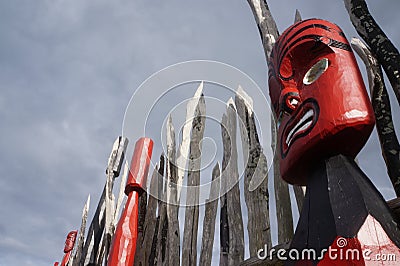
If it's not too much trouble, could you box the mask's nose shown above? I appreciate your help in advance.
[280,87,301,114]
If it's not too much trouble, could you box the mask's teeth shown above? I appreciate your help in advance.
[286,109,314,147]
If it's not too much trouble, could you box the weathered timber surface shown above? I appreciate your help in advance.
[182,94,206,266]
[344,0,400,106]
[246,0,294,245]
[247,0,279,60]
[220,182,229,266]
[132,190,147,266]
[351,38,400,196]
[113,163,129,227]
[273,154,293,244]
[134,164,161,266]
[176,82,204,203]
[294,9,302,23]
[199,163,221,266]
[272,115,293,244]
[156,185,168,266]
[71,195,90,266]
[235,89,271,257]
[221,100,244,265]
[293,186,305,213]
[155,155,168,266]
[165,116,180,266]
[81,136,128,265]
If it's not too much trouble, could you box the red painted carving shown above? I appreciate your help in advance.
[268,19,375,185]
[107,137,153,266]
[60,230,77,266]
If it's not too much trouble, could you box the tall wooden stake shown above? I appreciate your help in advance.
[80,136,128,265]
[235,87,271,257]
[221,99,244,265]
[351,37,400,196]
[166,115,180,266]
[182,92,206,266]
[199,163,221,266]
[247,0,294,244]
[71,195,90,266]
[344,0,400,106]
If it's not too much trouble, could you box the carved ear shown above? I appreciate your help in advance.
[294,9,302,23]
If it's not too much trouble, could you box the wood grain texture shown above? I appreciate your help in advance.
[235,90,271,257]
[165,115,180,266]
[134,164,161,266]
[344,0,400,106]
[199,163,220,266]
[221,101,244,265]
[246,0,279,60]
[71,195,90,266]
[351,37,400,197]
[182,94,206,266]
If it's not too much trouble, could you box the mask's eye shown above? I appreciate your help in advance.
[303,58,329,85]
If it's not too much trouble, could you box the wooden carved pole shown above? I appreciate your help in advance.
[235,87,271,257]
[247,0,294,244]
[107,138,153,266]
[71,195,90,266]
[344,0,400,106]
[150,155,165,266]
[221,99,244,265]
[165,115,180,266]
[155,163,168,266]
[220,168,229,266]
[247,0,279,60]
[134,161,162,266]
[182,92,206,266]
[80,136,128,265]
[199,162,220,266]
[176,81,204,203]
[351,37,400,196]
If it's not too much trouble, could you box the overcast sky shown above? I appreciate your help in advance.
[1,1,399,265]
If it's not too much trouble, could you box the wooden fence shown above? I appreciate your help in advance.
[127,83,302,266]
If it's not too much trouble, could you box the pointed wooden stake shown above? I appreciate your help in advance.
[176,81,204,203]
[80,136,128,265]
[221,99,245,265]
[71,195,90,266]
[247,0,280,60]
[351,37,400,197]
[235,87,271,258]
[294,9,302,23]
[199,162,220,266]
[166,115,180,266]
[182,93,206,266]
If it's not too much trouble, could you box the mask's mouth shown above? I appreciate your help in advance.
[281,99,319,158]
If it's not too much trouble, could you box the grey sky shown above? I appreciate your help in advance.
[0,1,399,265]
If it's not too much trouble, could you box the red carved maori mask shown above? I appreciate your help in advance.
[268,19,375,185]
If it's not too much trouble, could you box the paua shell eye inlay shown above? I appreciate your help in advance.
[303,58,329,85]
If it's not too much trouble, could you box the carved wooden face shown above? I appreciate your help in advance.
[268,19,375,185]
[64,230,77,253]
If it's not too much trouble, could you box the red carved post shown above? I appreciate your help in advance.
[107,137,153,266]
[268,18,400,264]
[60,230,77,266]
